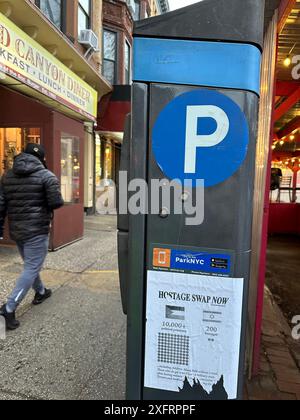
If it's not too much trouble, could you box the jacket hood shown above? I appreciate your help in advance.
[13,153,45,176]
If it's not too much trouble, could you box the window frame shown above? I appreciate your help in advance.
[102,28,118,85]
[78,0,92,35]
[124,39,131,85]
[35,0,66,32]
[133,0,141,21]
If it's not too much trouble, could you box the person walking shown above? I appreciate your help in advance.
[0,143,64,330]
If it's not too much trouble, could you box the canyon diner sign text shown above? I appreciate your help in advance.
[0,12,98,121]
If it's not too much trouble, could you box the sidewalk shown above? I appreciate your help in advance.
[0,215,119,312]
[0,215,299,400]
[0,215,126,400]
[245,288,300,400]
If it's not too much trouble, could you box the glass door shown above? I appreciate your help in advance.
[61,133,80,205]
[0,127,41,177]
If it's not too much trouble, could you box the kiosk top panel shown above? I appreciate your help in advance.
[134,0,266,51]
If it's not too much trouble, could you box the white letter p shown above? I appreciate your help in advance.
[184,105,230,174]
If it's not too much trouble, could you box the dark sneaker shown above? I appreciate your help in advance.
[0,305,20,330]
[32,289,52,306]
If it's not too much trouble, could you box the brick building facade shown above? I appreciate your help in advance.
[96,1,169,210]
[0,0,111,247]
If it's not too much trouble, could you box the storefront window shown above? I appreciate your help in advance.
[104,142,113,181]
[0,128,41,176]
[95,137,118,215]
[95,134,102,188]
[61,134,80,204]
[36,0,63,30]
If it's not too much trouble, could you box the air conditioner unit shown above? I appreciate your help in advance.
[79,30,99,50]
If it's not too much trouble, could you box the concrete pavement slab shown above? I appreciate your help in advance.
[0,268,78,315]
[44,230,118,273]
[0,245,21,264]
[77,324,126,400]
[0,216,118,274]
[0,273,126,400]
[0,390,32,400]
[84,215,117,232]
[0,271,34,314]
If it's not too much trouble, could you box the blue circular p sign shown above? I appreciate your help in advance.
[152,89,249,187]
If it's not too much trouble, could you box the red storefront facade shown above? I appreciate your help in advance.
[0,86,85,250]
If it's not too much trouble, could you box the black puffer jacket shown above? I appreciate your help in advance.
[0,153,64,242]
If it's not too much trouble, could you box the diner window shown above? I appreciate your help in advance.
[124,40,131,84]
[35,0,64,31]
[0,128,41,176]
[78,0,91,35]
[103,30,117,85]
[61,134,80,204]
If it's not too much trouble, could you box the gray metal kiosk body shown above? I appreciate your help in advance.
[118,0,265,401]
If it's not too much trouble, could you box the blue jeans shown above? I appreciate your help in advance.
[6,234,49,313]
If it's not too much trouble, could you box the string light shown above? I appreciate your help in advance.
[284,56,291,67]
[272,157,300,169]
[283,43,297,68]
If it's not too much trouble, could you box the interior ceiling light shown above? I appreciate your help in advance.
[284,56,292,67]
[284,43,297,67]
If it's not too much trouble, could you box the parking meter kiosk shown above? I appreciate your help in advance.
[118,0,265,400]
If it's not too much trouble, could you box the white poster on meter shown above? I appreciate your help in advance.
[144,270,244,400]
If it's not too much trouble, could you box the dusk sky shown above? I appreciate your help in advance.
[169,0,201,11]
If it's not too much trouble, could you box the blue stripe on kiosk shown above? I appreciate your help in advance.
[134,38,262,96]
